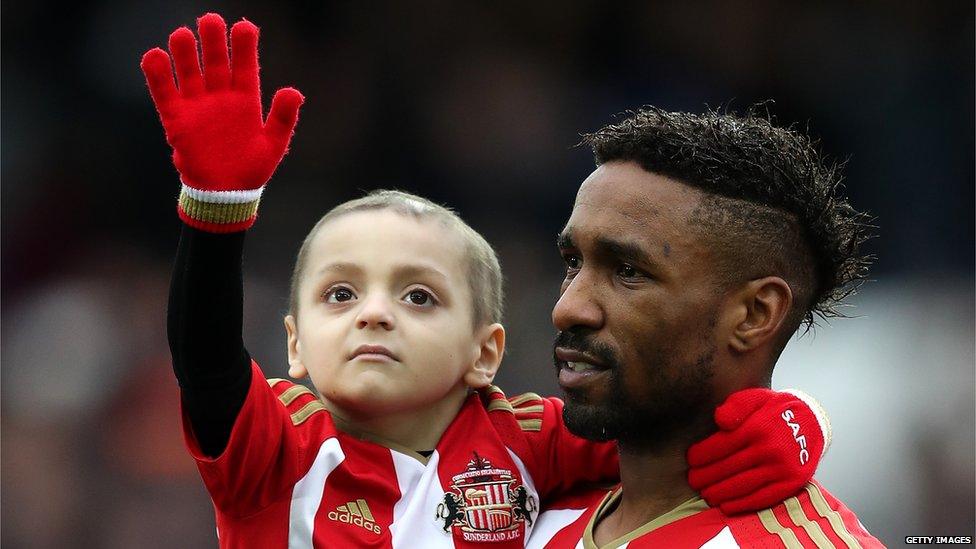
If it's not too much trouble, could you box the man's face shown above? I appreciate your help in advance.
[286,210,483,419]
[552,161,723,448]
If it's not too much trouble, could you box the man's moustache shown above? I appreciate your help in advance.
[553,330,617,368]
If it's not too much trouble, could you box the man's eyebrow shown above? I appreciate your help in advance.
[594,236,656,266]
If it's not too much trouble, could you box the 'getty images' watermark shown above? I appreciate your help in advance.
[905,536,973,545]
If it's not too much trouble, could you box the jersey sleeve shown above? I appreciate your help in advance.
[168,225,253,458]
[483,387,619,502]
[181,359,336,518]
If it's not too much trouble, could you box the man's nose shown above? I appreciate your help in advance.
[355,295,395,330]
[552,273,604,332]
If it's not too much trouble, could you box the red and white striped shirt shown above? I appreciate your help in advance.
[529,480,884,548]
[182,360,618,548]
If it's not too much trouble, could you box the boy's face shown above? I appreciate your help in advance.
[285,210,503,420]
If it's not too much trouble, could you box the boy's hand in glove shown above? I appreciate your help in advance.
[687,388,831,515]
[141,12,303,232]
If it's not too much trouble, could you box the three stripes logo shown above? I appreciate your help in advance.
[328,499,382,535]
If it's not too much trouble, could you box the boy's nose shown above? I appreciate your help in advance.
[355,296,395,330]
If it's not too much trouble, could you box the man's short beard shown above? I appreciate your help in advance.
[556,331,716,451]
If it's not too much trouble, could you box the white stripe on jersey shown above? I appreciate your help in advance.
[289,437,344,549]
[525,508,588,549]
[389,450,454,548]
[505,448,540,540]
[700,526,740,548]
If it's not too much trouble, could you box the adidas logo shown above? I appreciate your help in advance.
[327,499,382,535]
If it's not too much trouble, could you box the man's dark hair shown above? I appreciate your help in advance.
[581,104,872,347]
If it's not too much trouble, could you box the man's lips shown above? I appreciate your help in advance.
[349,344,399,362]
[554,347,608,370]
[554,346,610,387]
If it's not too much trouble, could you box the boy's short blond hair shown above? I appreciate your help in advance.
[289,190,504,327]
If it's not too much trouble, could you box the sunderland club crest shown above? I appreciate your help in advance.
[436,452,536,542]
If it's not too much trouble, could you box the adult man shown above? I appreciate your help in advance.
[536,107,883,548]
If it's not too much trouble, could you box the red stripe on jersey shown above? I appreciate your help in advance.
[808,481,885,548]
[435,398,527,548]
[728,512,779,547]
[313,435,399,547]
[794,487,847,547]
[770,502,817,546]
[540,501,599,549]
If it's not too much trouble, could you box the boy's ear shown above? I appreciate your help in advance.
[284,315,308,379]
[464,323,505,389]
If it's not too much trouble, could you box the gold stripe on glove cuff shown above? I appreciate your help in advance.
[179,190,260,224]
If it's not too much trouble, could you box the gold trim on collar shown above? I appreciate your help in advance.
[582,488,710,549]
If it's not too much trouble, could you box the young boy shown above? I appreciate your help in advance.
[144,13,831,548]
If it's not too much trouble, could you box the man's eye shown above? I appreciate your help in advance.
[617,264,640,279]
[563,255,581,270]
[404,289,435,307]
[325,287,356,303]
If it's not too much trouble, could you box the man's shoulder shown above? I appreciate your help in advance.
[718,481,884,548]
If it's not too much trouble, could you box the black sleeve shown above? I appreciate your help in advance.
[167,225,253,458]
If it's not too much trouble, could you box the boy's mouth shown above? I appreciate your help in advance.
[349,344,400,362]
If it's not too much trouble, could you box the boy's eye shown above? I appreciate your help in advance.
[404,289,435,307]
[325,287,356,303]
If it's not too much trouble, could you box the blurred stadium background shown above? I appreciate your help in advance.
[2,1,973,547]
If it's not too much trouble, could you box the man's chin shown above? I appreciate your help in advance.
[562,398,622,442]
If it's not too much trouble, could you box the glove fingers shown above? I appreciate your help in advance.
[140,48,179,116]
[714,388,776,431]
[688,446,764,491]
[168,27,204,97]
[686,429,750,468]
[718,479,807,515]
[230,19,260,93]
[198,13,231,90]
[265,87,305,144]
[699,468,772,508]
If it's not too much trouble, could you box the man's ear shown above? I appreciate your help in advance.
[464,323,505,389]
[284,315,308,379]
[727,277,793,353]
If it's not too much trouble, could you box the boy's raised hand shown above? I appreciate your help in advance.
[141,13,304,232]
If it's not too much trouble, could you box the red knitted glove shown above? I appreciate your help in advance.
[140,13,304,232]
[686,388,831,515]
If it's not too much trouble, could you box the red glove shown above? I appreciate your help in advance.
[686,388,831,515]
[140,13,304,232]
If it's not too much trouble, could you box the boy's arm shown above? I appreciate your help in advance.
[143,13,303,458]
[167,226,250,458]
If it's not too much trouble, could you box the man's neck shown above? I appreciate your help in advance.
[592,413,715,546]
[592,441,697,545]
